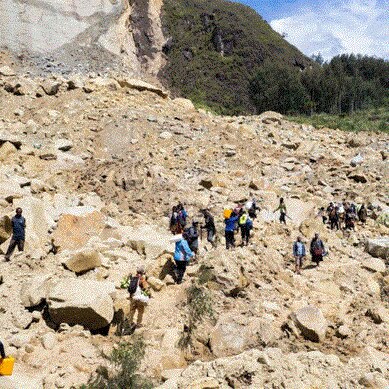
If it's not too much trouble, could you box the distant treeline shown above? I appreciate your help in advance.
[249,54,389,115]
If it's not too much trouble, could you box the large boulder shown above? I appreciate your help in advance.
[63,249,102,273]
[116,78,168,98]
[209,316,252,357]
[293,305,328,342]
[47,279,115,330]
[20,274,54,308]
[362,257,386,273]
[0,215,12,244]
[159,328,187,370]
[52,210,105,251]
[365,238,389,262]
[120,225,171,260]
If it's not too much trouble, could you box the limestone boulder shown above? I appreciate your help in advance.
[48,279,115,330]
[365,238,389,261]
[0,179,26,202]
[40,80,61,95]
[20,274,54,308]
[299,218,331,242]
[52,211,105,251]
[0,66,15,76]
[362,257,386,273]
[55,139,73,152]
[120,225,171,260]
[293,305,328,342]
[209,317,251,357]
[0,141,17,162]
[148,276,164,291]
[116,78,168,98]
[366,307,389,324]
[0,215,12,244]
[63,249,102,273]
[159,328,187,370]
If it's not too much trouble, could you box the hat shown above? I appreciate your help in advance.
[136,266,145,274]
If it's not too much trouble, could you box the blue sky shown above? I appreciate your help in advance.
[235,0,389,60]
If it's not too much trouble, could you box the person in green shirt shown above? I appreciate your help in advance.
[274,197,287,225]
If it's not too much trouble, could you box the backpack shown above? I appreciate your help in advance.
[178,211,187,227]
[184,227,198,243]
[127,276,139,295]
[246,218,253,230]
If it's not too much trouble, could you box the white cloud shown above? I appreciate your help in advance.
[270,0,389,60]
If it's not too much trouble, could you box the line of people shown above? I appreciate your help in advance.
[318,201,368,231]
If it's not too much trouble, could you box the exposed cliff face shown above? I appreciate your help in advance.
[0,0,165,77]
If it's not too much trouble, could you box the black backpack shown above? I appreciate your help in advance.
[127,276,139,295]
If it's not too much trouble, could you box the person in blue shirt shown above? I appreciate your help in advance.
[225,213,239,249]
[293,236,306,274]
[4,208,26,262]
[174,233,194,284]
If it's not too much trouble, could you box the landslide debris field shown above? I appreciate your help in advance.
[0,66,388,388]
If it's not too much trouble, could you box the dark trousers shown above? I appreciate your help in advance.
[280,212,286,224]
[5,239,24,260]
[225,230,235,249]
[175,260,187,284]
[240,226,250,244]
[0,341,5,358]
[330,218,339,230]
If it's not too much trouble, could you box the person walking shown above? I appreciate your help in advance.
[128,266,150,329]
[310,233,326,267]
[358,204,367,224]
[4,208,26,261]
[174,233,194,284]
[185,221,200,256]
[317,207,327,224]
[329,206,340,230]
[293,236,306,274]
[238,211,248,246]
[200,209,216,247]
[224,212,239,249]
[274,198,287,225]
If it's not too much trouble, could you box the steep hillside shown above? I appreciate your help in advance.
[0,0,165,78]
[160,0,312,114]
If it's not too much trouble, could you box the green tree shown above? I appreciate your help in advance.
[249,61,309,114]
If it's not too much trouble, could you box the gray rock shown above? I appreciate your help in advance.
[365,238,389,261]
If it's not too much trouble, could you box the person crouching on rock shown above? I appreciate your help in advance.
[4,207,26,262]
[293,236,306,274]
[310,233,326,267]
[174,233,194,284]
[128,266,149,329]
